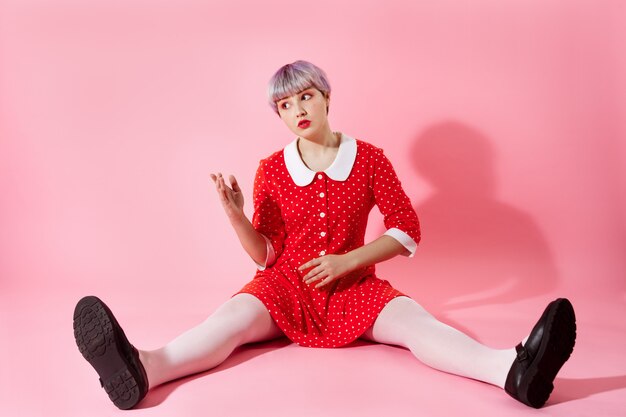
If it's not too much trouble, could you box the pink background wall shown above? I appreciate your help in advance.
[1,1,625,416]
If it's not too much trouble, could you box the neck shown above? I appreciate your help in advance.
[298,127,340,152]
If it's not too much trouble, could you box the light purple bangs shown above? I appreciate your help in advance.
[267,60,331,115]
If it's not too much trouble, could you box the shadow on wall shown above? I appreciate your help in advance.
[377,120,558,313]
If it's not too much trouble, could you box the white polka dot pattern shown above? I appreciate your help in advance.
[232,138,421,348]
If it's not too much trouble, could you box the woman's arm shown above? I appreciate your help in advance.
[344,234,408,270]
[228,215,268,267]
[299,235,406,288]
[210,172,267,266]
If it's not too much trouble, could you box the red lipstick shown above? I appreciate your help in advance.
[298,119,311,128]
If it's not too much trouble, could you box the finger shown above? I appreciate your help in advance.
[217,176,229,194]
[215,173,224,188]
[229,175,242,193]
[303,266,323,281]
[299,258,320,271]
[218,185,229,203]
[211,175,224,195]
[220,177,237,204]
[212,175,230,204]
[305,273,325,285]
[305,269,327,284]
[315,276,332,288]
[219,175,233,191]
[216,176,230,198]
[215,177,226,195]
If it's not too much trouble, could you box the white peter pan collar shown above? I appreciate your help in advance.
[284,132,357,186]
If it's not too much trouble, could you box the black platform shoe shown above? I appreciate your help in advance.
[73,296,149,410]
[504,298,576,408]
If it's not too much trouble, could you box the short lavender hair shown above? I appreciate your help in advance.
[267,60,331,115]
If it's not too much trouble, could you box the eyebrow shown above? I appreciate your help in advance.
[277,88,314,103]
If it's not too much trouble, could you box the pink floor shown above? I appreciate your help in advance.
[2,1,625,416]
[2,274,625,417]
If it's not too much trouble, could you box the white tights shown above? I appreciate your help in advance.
[139,294,516,389]
[138,293,284,388]
[360,296,516,388]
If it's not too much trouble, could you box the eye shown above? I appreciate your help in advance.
[280,102,290,109]
[302,93,312,100]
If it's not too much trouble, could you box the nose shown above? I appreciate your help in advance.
[294,101,307,117]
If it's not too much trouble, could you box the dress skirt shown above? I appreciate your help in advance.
[232,257,410,348]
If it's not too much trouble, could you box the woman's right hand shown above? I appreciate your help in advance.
[210,172,245,223]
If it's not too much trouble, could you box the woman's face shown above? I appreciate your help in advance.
[276,87,330,138]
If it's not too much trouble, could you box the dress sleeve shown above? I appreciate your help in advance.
[251,161,286,270]
[370,147,421,257]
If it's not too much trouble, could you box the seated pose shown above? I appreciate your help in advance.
[73,60,576,410]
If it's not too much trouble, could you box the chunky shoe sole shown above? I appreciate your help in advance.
[73,296,148,410]
[515,298,577,408]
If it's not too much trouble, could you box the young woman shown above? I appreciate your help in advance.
[73,60,576,410]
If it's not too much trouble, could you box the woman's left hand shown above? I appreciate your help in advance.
[299,254,357,289]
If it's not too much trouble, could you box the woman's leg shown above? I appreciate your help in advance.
[360,296,516,388]
[138,293,284,388]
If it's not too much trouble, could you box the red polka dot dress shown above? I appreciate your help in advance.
[232,132,421,348]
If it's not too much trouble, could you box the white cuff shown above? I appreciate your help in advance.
[254,234,276,270]
[384,228,417,257]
